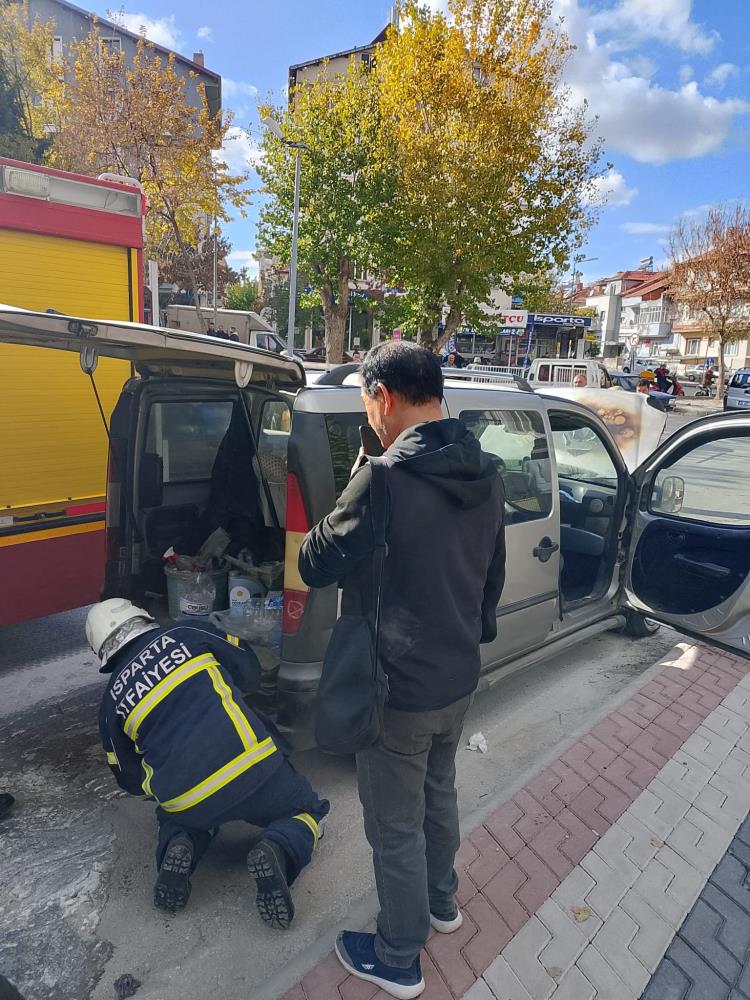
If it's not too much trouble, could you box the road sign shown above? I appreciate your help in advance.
[628,334,639,348]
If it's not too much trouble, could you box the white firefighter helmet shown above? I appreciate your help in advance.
[86,598,156,669]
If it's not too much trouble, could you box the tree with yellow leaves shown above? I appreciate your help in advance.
[49,25,249,328]
[374,0,603,349]
[669,204,750,400]
[257,61,396,357]
[0,1,59,162]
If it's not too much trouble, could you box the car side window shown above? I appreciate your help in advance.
[651,435,750,526]
[460,409,552,522]
[257,399,292,523]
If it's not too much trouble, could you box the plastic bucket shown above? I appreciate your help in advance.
[164,565,228,620]
[228,572,264,617]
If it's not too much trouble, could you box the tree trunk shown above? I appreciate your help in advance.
[430,304,461,354]
[320,260,351,363]
[717,333,727,408]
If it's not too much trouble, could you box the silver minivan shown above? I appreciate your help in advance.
[725,369,750,411]
[2,306,749,748]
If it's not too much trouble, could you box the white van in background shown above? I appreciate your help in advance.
[527,358,613,388]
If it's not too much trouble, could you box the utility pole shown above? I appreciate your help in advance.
[287,147,302,354]
[261,117,309,355]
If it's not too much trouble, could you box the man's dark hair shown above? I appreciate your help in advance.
[361,341,443,404]
[637,378,652,388]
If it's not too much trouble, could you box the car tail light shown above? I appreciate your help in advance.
[283,472,310,636]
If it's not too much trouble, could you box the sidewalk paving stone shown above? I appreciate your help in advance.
[643,809,750,1000]
[284,644,750,1000]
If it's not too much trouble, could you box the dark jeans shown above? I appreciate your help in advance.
[356,695,471,968]
[155,759,329,884]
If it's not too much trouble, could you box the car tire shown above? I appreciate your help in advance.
[622,611,660,638]
[688,374,696,381]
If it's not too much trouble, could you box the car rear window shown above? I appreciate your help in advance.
[144,400,236,483]
[324,413,377,498]
[730,372,750,388]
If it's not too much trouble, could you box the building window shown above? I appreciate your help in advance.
[100,37,123,56]
[724,341,739,356]
[685,339,701,355]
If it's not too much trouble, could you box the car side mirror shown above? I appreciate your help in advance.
[139,452,164,508]
[654,475,685,514]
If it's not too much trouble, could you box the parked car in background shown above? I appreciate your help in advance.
[725,369,750,411]
[299,345,355,364]
[685,363,711,381]
[527,359,613,388]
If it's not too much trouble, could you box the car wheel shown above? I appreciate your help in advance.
[622,611,660,638]
[688,374,696,381]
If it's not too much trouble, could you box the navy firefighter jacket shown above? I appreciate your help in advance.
[98,621,283,825]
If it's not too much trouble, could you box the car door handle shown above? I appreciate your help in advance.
[533,537,560,562]
[673,553,731,580]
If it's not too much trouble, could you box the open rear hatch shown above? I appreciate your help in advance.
[0,305,306,710]
[0,304,306,389]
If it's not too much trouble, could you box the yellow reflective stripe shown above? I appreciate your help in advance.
[206,663,257,750]
[226,633,239,646]
[293,812,319,849]
[123,653,216,740]
[106,750,119,767]
[142,760,154,797]
[159,739,277,813]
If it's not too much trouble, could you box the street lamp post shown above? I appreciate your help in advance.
[262,117,309,355]
[570,254,598,294]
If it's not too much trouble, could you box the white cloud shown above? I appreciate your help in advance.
[679,64,694,84]
[116,12,181,50]
[705,63,740,89]
[227,250,259,278]
[223,78,259,100]
[620,222,672,234]
[585,168,637,207]
[196,25,212,41]
[590,0,717,55]
[215,126,263,172]
[555,0,749,164]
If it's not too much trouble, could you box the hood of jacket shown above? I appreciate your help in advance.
[385,418,497,509]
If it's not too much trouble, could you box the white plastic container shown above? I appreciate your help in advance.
[165,565,228,620]
[228,572,264,617]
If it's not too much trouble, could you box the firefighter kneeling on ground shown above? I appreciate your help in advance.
[87,598,330,927]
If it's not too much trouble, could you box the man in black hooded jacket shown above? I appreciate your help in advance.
[299,341,505,999]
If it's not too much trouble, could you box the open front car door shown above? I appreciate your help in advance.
[624,411,750,657]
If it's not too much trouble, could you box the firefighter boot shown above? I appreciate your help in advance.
[246,838,294,930]
[154,834,194,913]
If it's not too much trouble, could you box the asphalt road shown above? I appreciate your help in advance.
[0,607,683,1000]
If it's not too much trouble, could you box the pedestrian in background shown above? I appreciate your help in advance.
[299,342,506,999]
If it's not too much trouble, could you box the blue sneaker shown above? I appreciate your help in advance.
[335,931,425,999]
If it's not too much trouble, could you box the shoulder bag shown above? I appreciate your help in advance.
[314,457,389,755]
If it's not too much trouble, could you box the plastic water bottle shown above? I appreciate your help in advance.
[179,572,216,619]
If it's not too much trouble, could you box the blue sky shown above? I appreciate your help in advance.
[105,0,749,288]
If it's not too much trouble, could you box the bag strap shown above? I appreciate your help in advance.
[368,457,388,674]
